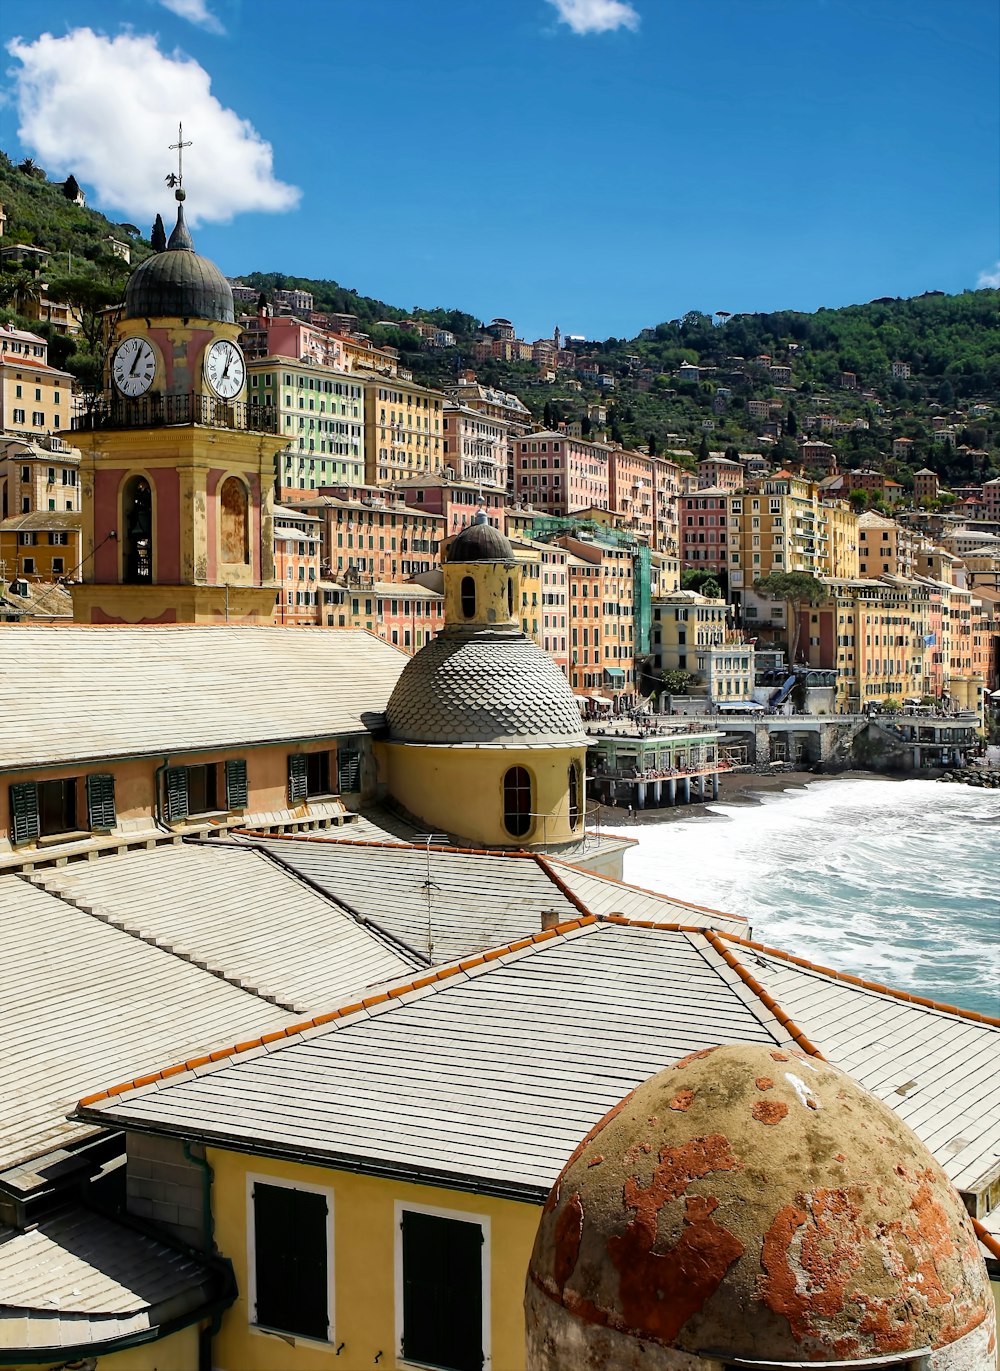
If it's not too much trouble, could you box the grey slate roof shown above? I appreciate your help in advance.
[125,204,234,323]
[247,836,584,962]
[545,859,748,936]
[0,1206,224,1354]
[386,631,586,746]
[727,942,1000,1196]
[0,625,407,770]
[0,874,293,1170]
[78,922,790,1198]
[31,841,417,1014]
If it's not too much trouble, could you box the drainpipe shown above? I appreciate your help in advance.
[152,756,174,833]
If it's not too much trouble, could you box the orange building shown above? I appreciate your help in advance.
[273,504,321,625]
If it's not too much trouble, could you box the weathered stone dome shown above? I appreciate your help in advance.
[124,203,234,323]
[526,1042,994,1369]
[447,514,514,563]
[386,633,586,746]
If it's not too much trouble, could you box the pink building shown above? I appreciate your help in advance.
[513,431,610,515]
[697,455,744,492]
[400,476,506,540]
[240,314,345,369]
[680,487,730,572]
[981,476,1000,519]
[442,403,508,490]
[652,457,682,554]
[608,448,655,544]
[273,505,321,626]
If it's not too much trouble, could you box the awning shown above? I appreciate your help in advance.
[589,693,613,704]
[715,701,765,712]
[603,667,626,681]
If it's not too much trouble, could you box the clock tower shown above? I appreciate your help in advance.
[70,163,278,625]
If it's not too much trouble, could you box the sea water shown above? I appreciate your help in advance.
[605,777,1000,1019]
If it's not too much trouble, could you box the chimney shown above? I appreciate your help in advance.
[541,909,561,932]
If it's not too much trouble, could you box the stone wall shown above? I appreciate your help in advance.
[126,1131,209,1251]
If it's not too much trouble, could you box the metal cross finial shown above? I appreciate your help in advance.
[167,122,192,190]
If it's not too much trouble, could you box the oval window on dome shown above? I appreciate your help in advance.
[461,575,476,618]
[503,766,532,838]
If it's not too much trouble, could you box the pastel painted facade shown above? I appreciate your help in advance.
[249,355,365,490]
[679,487,729,571]
[442,401,509,489]
[0,324,73,439]
[513,432,612,515]
[273,504,321,625]
[364,375,446,485]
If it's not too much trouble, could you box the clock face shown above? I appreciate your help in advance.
[205,339,246,399]
[112,337,157,397]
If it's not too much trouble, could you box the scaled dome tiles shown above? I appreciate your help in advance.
[526,1042,994,1369]
[387,634,587,746]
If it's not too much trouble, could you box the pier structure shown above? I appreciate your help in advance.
[586,725,727,810]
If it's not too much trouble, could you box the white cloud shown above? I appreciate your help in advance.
[545,0,640,35]
[157,0,225,35]
[977,261,1000,289]
[6,28,300,226]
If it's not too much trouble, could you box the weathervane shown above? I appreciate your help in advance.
[166,122,192,197]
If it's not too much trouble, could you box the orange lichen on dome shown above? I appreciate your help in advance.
[525,1043,994,1370]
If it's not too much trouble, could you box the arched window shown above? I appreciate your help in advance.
[122,475,152,584]
[568,762,581,830]
[220,476,249,564]
[503,766,532,838]
[507,576,514,617]
[461,574,476,619]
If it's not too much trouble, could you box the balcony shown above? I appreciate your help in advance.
[73,392,279,434]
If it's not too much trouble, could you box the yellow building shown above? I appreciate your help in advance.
[67,190,282,624]
[379,515,588,849]
[0,324,73,438]
[76,916,1000,1371]
[364,374,446,486]
[651,590,755,703]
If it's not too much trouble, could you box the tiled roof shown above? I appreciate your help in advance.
[545,859,747,936]
[0,625,408,770]
[77,921,790,1198]
[0,875,294,1170]
[0,1205,225,1353]
[30,840,417,1014]
[387,631,586,746]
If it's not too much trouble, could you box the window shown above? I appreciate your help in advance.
[568,762,581,831]
[398,1205,487,1371]
[460,575,476,618]
[288,751,331,801]
[503,766,532,838]
[250,1179,332,1342]
[163,764,219,820]
[122,475,153,583]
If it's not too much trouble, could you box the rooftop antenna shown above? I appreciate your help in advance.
[416,832,448,960]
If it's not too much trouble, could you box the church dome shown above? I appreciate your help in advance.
[526,1042,993,1369]
[124,202,234,323]
[447,515,514,563]
[386,634,586,746]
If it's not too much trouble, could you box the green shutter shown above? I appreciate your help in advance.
[10,782,40,845]
[337,749,361,794]
[288,753,308,802]
[401,1210,483,1370]
[252,1183,329,1340]
[225,759,248,810]
[86,773,117,831]
[164,767,189,822]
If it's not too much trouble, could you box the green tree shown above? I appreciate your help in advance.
[660,669,693,695]
[785,407,798,437]
[698,432,710,460]
[62,174,81,202]
[580,414,592,437]
[848,488,869,512]
[46,272,123,352]
[648,432,657,456]
[150,214,167,252]
[754,571,827,663]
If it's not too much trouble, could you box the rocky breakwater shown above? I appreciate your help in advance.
[938,767,1000,789]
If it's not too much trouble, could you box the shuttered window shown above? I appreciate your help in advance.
[164,767,189,822]
[337,749,361,794]
[288,752,308,802]
[86,773,117,831]
[225,759,248,810]
[9,782,40,845]
[401,1210,484,1371]
[252,1183,330,1341]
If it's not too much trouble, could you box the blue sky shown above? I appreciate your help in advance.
[2,0,998,340]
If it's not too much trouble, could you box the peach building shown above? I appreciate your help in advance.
[513,431,611,515]
[296,491,443,584]
[696,454,744,491]
[0,325,73,439]
[273,504,321,625]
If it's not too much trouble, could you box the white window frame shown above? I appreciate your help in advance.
[394,1198,491,1370]
[245,1170,336,1349]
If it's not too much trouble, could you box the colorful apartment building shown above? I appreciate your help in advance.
[802,577,931,711]
[400,475,505,539]
[652,454,682,554]
[0,509,81,584]
[325,580,444,652]
[248,357,365,491]
[559,534,635,697]
[513,431,611,515]
[680,486,730,571]
[0,325,73,438]
[510,536,570,676]
[296,491,444,584]
[442,402,509,489]
[697,454,744,491]
[857,510,918,579]
[651,590,755,703]
[273,504,321,625]
[608,446,655,544]
[364,375,446,485]
[0,432,80,519]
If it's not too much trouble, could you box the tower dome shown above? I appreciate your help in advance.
[446,516,514,564]
[526,1042,994,1369]
[124,200,234,323]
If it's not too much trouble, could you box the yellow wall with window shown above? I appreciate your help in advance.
[205,1147,539,1371]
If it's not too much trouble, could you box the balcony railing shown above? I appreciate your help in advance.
[72,392,279,434]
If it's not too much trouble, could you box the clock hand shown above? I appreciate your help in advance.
[129,346,142,377]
